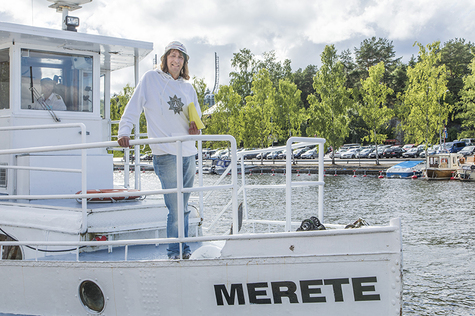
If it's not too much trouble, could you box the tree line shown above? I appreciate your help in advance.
[110,37,475,162]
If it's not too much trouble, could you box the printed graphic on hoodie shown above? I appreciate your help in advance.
[168,95,184,114]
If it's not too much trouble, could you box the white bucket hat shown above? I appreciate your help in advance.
[163,41,189,60]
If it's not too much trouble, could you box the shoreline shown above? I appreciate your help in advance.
[114,159,400,176]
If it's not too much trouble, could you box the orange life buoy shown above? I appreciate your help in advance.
[75,189,143,202]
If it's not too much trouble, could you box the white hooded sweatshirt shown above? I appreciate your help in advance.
[118,69,201,157]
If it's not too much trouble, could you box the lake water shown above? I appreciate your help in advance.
[116,170,474,316]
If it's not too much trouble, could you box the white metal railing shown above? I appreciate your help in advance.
[203,138,325,233]
[0,224,398,262]
[0,128,238,246]
[0,128,327,261]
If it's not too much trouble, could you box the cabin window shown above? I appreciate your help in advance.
[0,49,9,110]
[20,50,93,112]
[0,163,6,188]
[100,73,105,119]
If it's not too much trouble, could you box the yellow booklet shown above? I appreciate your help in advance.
[188,102,205,129]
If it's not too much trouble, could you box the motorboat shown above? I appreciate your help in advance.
[424,152,462,180]
[455,155,475,181]
[0,3,403,315]
[211,158,254,175]
[386,160,425,178]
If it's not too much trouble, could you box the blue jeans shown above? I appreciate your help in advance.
[153,154,195,257]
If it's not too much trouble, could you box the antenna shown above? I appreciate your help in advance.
[212,52,219,94]
[47,0,92,31]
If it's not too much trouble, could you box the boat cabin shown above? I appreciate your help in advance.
[0,21,153,196]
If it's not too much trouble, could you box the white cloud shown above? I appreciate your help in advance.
[2,0,475,94]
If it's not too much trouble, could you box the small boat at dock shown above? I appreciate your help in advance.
[455,155,475,181]
[424,153,462,180]
[386,160,425,178]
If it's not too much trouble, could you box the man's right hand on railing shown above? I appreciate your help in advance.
[118,136,131,148]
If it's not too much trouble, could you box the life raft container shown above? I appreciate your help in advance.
[75,189,144,202]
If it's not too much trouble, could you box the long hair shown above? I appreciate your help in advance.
[160,50,190,80]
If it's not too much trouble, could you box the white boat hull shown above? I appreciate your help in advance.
[0,221,402,316]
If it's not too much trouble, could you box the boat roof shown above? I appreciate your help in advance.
[0,21,153,71]
[389,160,424,169]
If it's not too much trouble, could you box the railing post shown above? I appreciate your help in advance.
[124,148,130,189]
[197,140,204,223]
[176,141,184,256]
[285,139,293,232]
[230,138,238,235]
[318,141,325,223]
[80,123,88,234]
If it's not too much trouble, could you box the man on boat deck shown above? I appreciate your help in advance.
[117,41,202,259]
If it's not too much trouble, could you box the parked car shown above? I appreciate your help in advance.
[460,138,475,145]
[369,147,386,159]
[357,148,373,159]
[334,148,348,158]
[402,144,415,151]
[420,145,440,158]
[447,141,466,153]
[241,149,258,160]
[301,148,318,159]
[293,147,309,159]
[340,148,360,159]
[266,150,283,160]
[382,146,405,158]
[140,153,153,161]
[277,150,288,159]
[211,149,227,160]
[256,151,271,160]
[459,145,475,157]
[402,147,423,158]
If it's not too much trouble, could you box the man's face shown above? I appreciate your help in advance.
[41,82,54,96]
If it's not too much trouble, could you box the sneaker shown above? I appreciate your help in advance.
[169,253,191,260]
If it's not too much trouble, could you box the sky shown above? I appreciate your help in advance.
[2,0,475,95]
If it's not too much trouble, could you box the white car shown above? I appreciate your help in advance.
[340,148,360,159]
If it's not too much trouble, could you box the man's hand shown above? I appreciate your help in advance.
[189,121,200,135]
[118,136,131,147]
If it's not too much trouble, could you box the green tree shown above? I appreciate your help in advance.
[242,69,276,152]
[203,85,242,147]
[110,84,135,139]
[354,37,401,82]
[339,49,359,89]
[456,53,475,138]
[359,62,394,165]
[439,39,475,124]
[230,48,257,105]
[256,50,292,88]
[293,64,318,109]
[400,41,450,157]
[110,84,149,156]
[274,79,306,142]
[191,76,208,112]
[307,45,353,164]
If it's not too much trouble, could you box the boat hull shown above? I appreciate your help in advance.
[0,221,402,316]
[425,168,456,179]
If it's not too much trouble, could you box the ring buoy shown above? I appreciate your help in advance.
[75,189,143,203]
[459,157,465,164]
